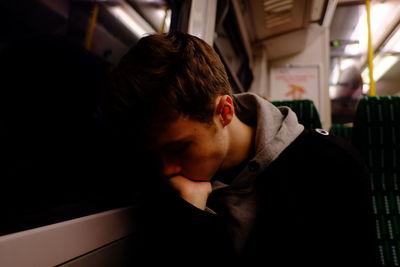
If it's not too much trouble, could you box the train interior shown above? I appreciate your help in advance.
[1,0,399,266]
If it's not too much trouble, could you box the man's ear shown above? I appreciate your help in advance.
[216,95,234,126]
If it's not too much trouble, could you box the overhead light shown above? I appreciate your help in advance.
[361,55,400,83]
[155,8,171,33]
[357,2,400,84]
[372,56,399,81]
[340,58,356,71]
[345,3,394,56]
[381,25,400,53]
[107,4,155,38]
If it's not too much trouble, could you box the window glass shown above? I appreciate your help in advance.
[0,0,165,236]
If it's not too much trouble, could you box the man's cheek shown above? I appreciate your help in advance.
[185,161,218,181]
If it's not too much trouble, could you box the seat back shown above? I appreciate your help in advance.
[352,95,400,266]
[329,124,353,143]
[271,99,322,130]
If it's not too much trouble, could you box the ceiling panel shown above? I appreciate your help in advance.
[247,0,310,42]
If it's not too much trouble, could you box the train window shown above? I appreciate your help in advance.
[214,0,253,93]
[0,0,161,236]
[70,1,161,63]
[0,34,147,235]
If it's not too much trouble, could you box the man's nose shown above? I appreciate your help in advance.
[162,160,182,178]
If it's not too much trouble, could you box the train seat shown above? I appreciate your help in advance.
[271,99,322,130]
[329,123,353,143]
[352,95,400,267]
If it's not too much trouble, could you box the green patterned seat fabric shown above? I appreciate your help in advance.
[352,96,400,267]
[271,99,322,130]
[329,124,353,143]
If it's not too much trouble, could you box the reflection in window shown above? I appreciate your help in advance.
[1,0,171,236]
[128,0,171,33]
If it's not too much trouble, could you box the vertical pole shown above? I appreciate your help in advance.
[84,3,99,51]
[366,0,376,96]
[159,7,169,33]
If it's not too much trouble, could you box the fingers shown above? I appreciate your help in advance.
[167,175,212,210]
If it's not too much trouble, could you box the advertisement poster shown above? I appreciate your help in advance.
[270,66,321,111]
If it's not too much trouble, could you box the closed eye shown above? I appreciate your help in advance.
[165,142,190,155]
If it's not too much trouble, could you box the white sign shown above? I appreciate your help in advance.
[270,66,321,111]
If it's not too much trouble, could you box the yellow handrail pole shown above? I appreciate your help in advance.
[84,3,100,51]
[366,0,376,96]
[159,6,169,33]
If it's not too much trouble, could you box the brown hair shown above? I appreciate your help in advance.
[105,31,232,135]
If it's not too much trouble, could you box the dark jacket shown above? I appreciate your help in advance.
[134,130,378,266]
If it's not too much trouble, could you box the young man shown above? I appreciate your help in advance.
[105,31,378,266]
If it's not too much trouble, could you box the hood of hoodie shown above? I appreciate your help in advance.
[212,92,304,190]
[208,92,304,254]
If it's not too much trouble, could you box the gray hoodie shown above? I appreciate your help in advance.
[208,92,304,253]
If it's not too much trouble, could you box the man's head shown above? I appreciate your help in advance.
[107,31,232,134]
[106,31,236,181]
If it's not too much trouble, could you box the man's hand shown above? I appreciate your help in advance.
[167,175,212,210]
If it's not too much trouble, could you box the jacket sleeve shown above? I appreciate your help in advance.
[252,130,380,266]
[303,132,379,266]
[131,184,234,265]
